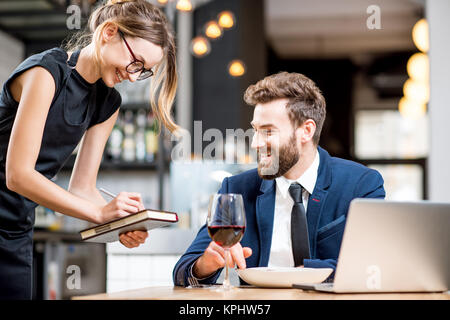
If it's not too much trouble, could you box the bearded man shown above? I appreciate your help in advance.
[173,72,385,287]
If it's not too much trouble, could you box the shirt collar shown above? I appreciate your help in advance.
[275,150,320,199]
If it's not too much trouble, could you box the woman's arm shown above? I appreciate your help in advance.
[68,111,118,206]
[68,109,148,247]
[5,66,137,224]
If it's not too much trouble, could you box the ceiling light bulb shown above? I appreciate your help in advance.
[190,36,211,57]
[218,11,235,29]
[398,97,427,119]
[412,18,429,53]
[204,21,222,39]
[228,60,246,77]
[403,78,429,104]
[176,0,192,12]
[407,52,429,82]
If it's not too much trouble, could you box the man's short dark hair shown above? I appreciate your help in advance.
[244,71,326,145]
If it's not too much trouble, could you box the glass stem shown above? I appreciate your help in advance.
[223,248,231,290]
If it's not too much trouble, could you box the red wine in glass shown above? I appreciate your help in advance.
[208,225,245,248]
[207,193,246,291]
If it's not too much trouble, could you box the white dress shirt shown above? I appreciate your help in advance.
[267,150,320,268]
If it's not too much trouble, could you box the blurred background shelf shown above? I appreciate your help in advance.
[33,228,81,241]
[120,103,151,111]
[60,154,166,172]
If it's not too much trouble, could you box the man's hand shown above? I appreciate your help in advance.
[193,241,252,279]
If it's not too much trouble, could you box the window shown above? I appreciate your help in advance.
[354,110,427,200]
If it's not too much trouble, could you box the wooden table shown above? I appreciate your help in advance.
[73,286,450,300]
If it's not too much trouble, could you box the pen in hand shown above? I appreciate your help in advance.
[99,188,117,199]
[99,188,145,212]
[98,188,148,246]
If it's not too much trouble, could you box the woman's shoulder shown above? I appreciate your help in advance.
[19,47,65,66]
[15,48,70,90]
[1,48,69,105]
[23,48,69,73]
[9,47,69,87]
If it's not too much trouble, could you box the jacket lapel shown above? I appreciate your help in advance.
[255,179,276,267]
[253,146,332,265]
[306,146,332,258]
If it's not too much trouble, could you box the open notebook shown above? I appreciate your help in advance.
[79,209,178,243]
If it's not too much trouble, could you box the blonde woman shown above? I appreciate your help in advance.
[0,0,177,299]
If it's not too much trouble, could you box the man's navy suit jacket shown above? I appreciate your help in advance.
[173,146,385,286]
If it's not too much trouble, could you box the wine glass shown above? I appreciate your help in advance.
[207,193,246,291]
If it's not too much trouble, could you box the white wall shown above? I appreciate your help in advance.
[427,0,450,202]
[107,254,181,292]
[0,30,24,85]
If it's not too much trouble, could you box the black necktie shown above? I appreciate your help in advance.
[288,183,311,266]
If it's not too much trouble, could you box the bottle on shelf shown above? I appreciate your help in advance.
[122,110,136,162]
[135,109,147,162]
[145,113,159,163]
[107,111,124,162]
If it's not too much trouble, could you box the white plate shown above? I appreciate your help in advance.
[237,267,333,288]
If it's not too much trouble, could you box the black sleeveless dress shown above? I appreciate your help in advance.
[0,47,121,299]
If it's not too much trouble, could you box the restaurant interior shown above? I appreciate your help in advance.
[0,0,448,300]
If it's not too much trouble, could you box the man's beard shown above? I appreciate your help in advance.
[257,133,300,180]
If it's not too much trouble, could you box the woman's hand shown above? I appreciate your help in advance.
[99,192,144,223]
[119,231,149,248]
[99,191,148,248]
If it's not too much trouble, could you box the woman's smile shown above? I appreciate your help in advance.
[115,68,124,83]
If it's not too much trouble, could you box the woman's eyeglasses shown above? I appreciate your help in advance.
[118,30,154,81]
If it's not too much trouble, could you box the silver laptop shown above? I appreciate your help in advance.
[293,199,450,293]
